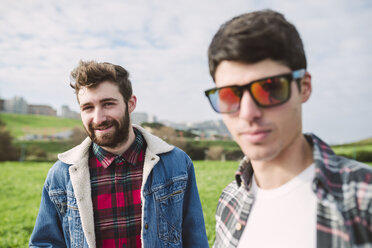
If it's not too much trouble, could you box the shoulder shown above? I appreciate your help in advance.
[308,133,372,191]
[148,147,196,185]
[332,154,372,186]
[316,153,372,208]
[216,181,241,213]
[44,160,71,189]
[222,180,240,194]
[159,146,193,167]
[321,152,372,184]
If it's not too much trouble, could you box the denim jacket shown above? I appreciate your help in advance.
[29,125,208,248]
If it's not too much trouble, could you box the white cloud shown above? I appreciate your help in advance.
[0,0,371,143]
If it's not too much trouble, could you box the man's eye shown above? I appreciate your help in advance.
[103,102,115,107]
[82,106,93,111]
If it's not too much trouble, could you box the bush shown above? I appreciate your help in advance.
[0,119,20,161]
[206,146,224,160]
[225,149,244,161]
[356,151,372,162]
[336,151,372,162]
[184,144,207,160]
[26,144,48,161]
[167,137,187,151]
[141,122,164,129]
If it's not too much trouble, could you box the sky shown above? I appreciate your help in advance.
[0,0,371,144]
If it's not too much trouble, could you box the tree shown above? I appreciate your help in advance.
[69,126,87,146]
[0,119,20,161]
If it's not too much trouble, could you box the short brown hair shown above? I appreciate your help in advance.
[208,9,307,81]
[70,60,133,102]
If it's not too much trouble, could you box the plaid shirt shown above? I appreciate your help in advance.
[214,133,372,248]
[89,128,146,248]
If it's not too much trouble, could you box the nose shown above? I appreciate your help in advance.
[92,107,107,125]
[238,90,262,122]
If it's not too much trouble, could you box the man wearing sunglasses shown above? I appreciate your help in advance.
[205,10,372,248]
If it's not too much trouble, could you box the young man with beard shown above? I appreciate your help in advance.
[30,61,208,248]
[204,10,372,248]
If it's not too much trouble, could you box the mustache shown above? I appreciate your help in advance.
[89,120,115,130]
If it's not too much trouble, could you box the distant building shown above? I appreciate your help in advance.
[148,114,157,123]
[28,104,57,116]
[61,105,80,119]
[4,96,28,114]
[131,112,157,125]
[164,119,231,139]
[131,112,148,124]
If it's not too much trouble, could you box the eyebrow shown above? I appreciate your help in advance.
[80,98,119,109]
[100,98,119,104]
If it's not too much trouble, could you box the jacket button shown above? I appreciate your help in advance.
[145,223,148,229]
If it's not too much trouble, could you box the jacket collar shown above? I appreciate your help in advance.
[58,124,174,164]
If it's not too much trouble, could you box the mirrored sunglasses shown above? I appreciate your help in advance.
[204,69,306,113]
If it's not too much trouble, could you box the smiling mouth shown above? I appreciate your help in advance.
[94,124,113,132]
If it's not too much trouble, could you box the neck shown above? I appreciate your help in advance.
[251,134,313,190]
[102,127,136,155]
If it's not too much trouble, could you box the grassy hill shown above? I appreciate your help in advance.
[1,112,372,162]
[0,113,82,138]
[351,137,372,146]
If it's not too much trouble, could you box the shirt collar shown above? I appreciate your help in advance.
[235,157,254,188]
[92,127,145,169]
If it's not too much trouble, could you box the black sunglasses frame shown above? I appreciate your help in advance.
[204,69,306,113]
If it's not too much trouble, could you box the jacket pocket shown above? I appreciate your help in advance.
[154,176,187,244]
[49,189,67,214]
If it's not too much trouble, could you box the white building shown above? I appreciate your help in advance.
[61,105,80,119]
[4,96,28,114]
[131,112,157,125]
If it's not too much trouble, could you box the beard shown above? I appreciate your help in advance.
[86,107,131,148]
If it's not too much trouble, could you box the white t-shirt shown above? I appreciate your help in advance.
[237,164,317,248]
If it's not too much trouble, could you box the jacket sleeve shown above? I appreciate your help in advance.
[29,177,67,247]
[182,158,209,247]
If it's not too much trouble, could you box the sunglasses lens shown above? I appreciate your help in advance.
[218,87,241,113]
[206,74,293,113]
[251,77,290,106]
[207,87,241,113]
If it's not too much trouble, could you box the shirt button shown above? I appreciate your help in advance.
[145,223,149,229]
[151,157,155,161]
[236,223,242,231]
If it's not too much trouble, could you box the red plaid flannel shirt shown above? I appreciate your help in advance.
[89,128,146,248]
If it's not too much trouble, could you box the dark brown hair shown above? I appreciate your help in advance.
[208,9,307,81]
[70,60,132,103]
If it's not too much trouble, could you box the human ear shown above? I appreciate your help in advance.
[301,72,312,103]
[127,95,137,113]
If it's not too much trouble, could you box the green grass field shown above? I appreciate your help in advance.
[0,162,51,247]
[194,161,238,245]
[0,161,238,247]
[1,161,372,247]
[0,113,81,138]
